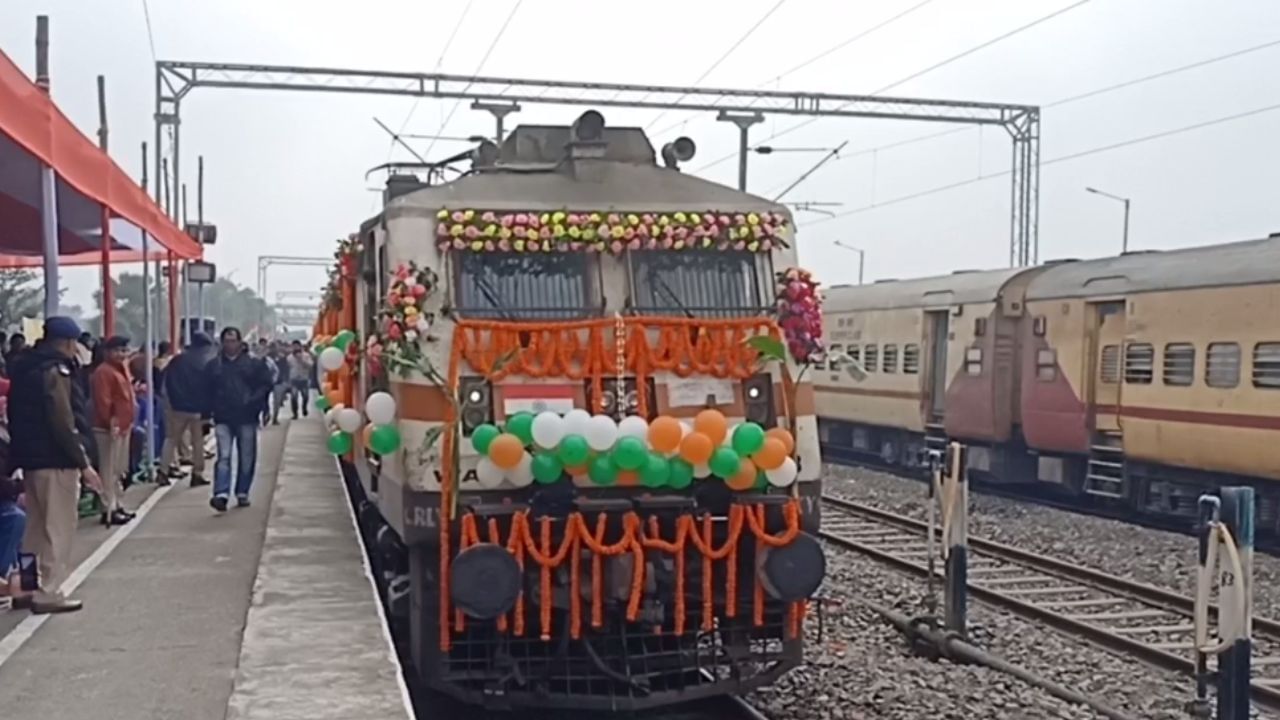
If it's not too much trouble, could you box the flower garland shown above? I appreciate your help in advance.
[372,262,439,375]
[775,267,823,364]
[435,208,790,255]
[322,235,362,312]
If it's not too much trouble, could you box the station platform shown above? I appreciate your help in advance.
[0,417,415,720]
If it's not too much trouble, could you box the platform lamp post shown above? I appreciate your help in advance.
[833,240,866,285]
[1085,186,1131,254]
[185,261,216,341]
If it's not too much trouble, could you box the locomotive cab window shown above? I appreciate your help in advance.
[1162,343,1195,386]
[629,250,764,318]
[1255,343,1280,389]
[1123,343,1153,384]
[903,344,920,374]
[883,344,898,373]
[1206,342,1241,388]
[864,344,878,373]
[455,251,594,320]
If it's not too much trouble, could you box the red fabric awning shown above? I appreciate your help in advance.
[0,47,201,262]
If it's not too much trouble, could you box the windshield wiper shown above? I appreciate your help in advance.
[473,273,514,321]
[649,270,695,319]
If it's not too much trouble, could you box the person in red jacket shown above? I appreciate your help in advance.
[89,336,136,526]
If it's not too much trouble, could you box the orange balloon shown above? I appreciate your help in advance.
[693,409,729,446]
[727,457,757,491]
[753,437,788,470]
[616,470,639,487]
[648,416,684,454]
[488,433,525,469]
[362,424,375,449]
[565,463,589,477]
[765,427,795,456]
[679,432,714,465]
[326,390,342,407]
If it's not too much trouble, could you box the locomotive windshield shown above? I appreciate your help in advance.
[455,251,591,320]
[629,249,766,318]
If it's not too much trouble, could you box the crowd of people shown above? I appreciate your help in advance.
[0,317,315,614]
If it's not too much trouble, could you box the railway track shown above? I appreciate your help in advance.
[820,494,1280,712]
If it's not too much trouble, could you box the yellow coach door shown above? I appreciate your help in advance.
[1088,301,1126,434]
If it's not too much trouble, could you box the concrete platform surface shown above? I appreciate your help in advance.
[0,418,414,720]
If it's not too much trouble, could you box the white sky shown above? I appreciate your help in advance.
[3,0,1279,309]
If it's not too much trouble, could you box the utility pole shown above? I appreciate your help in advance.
[36,16,60,318]
[1085,186,1132,254]
[197,156,206,326]
[716,110,763,192]
[98,74,115,335]
[835,241,866,285]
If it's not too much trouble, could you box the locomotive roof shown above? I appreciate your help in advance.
[1025,234,1280,300]
[824,267,1030,311]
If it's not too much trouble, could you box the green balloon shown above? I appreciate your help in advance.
[328,431,353,455]
[315,396,331,412]
[668,458,694,490]
[558,434,591,466]
[709,446,741,479]
[639,453,671,488]
[732,422,767,456]
[369,424,402,455]
[333,330,356,350]
[531,453,564,484]
[506,412,535,446]
[612,436,647,470]
[754,470,769,491]
[588,455,618,486]
[471,423,500,454]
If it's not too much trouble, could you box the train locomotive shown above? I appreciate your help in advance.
[817,235,1280,532]
[316,111,826,712]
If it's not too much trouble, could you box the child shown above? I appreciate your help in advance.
[0,474,27,610]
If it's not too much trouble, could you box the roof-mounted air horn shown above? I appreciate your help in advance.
[661,137,697,170]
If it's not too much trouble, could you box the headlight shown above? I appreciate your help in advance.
[743,373,775,427]
[459,376,492,434]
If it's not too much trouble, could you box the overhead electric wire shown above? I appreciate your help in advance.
[800,100,1280,227]
[692,0,1093,174]
[645,0,789,130]
[393,0,476,147]
[140,0,158,63]
[651,0,939,138]
[423,0,524,159]
[763,36,1280,197]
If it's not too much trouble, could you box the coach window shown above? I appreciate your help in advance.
[826,343,843,372]
[1206,342,1241,388]
[965,347,982,376]
[1162,343,1195,386]
[849,345,861,367]
[1037,348,1057,381]
[903,344,920,374]
[1255,343,1280,389]
[864,344,878,373]
[1100,345,1120,384]
[883,344,898,373]
[1123,343,1153,384]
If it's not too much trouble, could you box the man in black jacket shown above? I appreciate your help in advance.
[205,327,272,512]
[161,333,214,487]
[8,317,104,614]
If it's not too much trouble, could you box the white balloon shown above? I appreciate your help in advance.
[617,415,649,442]
[324,407,339,428]
[475,457,505,490]
[366,391,397,425]
[335,408,363,434]
[693,463,712,478]
[584,415,619,452]
[506,452,534,488]
[680,421,692,439]
[319,346,346,372]
[765,457,799,487]
[531,411,566,449]
[562,408,592,438]
[722,425,737,447]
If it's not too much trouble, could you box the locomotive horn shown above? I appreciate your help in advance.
[571,110,606,142]
[661,137,697,169]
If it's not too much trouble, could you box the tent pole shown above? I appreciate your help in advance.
[98,74,113,336]
[142,231,155,482]
[36,16,58,318]
[167,253,178,348]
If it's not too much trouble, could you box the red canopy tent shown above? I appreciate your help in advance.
[0,45,201,341]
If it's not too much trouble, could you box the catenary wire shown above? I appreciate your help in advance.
[140,0,158,63]
[392,0,477,150]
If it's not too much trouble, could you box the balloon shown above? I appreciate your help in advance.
[679,432,714,465]
[326,390,342,408]
[366,391,397,425]
[753,437,788,470]
[335,408,362,434]
[475,457,505,489]
[588,455,618,486]
[766,427,796,456]
[639,453,670,488]
[319,346,346,372]
[617,415,649,441]
[727,457,757,491]
[565,463,589,477]
[324,407,339,428]
[668,458,694,489]
[327,431,352,455]
[754,470,770,491]
[488,433,525,469]
[693,463,712,479]
[764,456,798,487]
[558,434,591,466]
[584,415,619,452]
[709,446,741,479]
[612,436,647,470]
[314,396,331,412]
[362,423,375,450]
[506,412,535,446]
[562,408,592,438]
[531,453,564,484]
[648,416,683,454]
[732,422,766,456]
[471,424,500,455]
[506,453,534,488]
[332,329,356,350]
[531,411,566,449]
[369,424,402,455]
[693,409,729,446]
[616,470,639,487]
